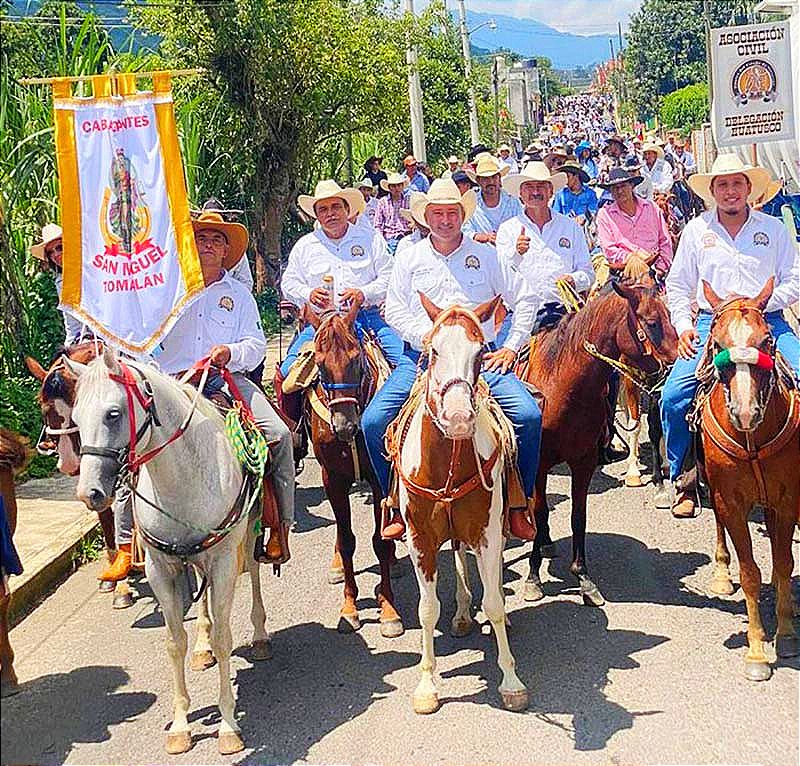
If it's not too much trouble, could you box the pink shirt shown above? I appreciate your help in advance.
[596,198,673,273]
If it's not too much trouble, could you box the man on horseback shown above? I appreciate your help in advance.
[362,179,541,541]
[462,153,522,245]
[661,155,800,518]
[278,180,405,426]
[155,211,295,557]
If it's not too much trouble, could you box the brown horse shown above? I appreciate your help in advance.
[25,344,128,607]
[0,427,30,697]
[654,191,684,253]
[698,278,799,681]
[518,278,678,605]
[301,301,403,637]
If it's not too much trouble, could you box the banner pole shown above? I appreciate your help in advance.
[751,143,758,166]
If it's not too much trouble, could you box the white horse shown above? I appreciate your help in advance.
[66,348,269,755]
[387,296,528,714]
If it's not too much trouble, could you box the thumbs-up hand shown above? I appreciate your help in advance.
[516,225,530,256]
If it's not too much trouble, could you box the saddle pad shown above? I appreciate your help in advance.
[364,335,391,391]
[282,342,317,393]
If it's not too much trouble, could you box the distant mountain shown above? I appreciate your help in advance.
[465,10,614,69]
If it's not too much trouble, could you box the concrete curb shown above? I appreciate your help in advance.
[8,514,100,627]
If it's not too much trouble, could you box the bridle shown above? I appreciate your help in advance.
[36,363,83,457]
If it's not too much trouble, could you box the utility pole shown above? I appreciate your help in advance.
[492,56,501,146]
[617,21,623,53]
[405,0,427,162]
[457,0,481,146]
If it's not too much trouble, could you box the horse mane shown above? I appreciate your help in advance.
[315,315,360,359]
[0,427,31,473]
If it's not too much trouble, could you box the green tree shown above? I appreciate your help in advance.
[659,82,709,134]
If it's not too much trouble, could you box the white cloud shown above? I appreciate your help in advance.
[421,0,643,36]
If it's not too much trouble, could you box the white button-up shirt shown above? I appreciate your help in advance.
[281,223,391,309]
[641,158,674,194]
[496,210,594,305]
[155,272,265,374]
[385,235,538,352]
[395,229,424,256]
[666,208,800,336]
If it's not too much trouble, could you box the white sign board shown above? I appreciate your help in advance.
[711,21,796,148]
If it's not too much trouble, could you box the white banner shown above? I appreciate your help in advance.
[711,21,796,148]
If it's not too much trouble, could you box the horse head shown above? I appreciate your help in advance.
[303,299,365,443]
[420,293,501,440]
[704,277,776,432]
[612,277,678,376]
[25,342,100,476]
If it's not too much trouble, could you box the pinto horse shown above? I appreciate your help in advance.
[388,295,528,714]
[301,301,403,637]
[25,345,125,605]
[518,278,678,605]
[698,278,799,681]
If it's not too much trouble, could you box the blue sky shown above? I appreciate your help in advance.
[427,0,644,36]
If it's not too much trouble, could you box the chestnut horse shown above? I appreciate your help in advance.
[0,428,29,697]
[388,295,528,714]
[26,344,130,608]
[302,302,403,638]
[517,278,678,605]
[698,278,799,681]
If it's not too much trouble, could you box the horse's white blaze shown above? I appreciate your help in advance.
[728,316,756,429]
[431,324,481,424]
[54,399,80,475]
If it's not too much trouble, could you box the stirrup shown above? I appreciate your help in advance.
[381,497,405,540]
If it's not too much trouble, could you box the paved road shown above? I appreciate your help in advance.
[3,454,798,766]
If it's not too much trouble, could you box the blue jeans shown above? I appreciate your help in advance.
[279,307,405,377]
[661,311,800,481]
[362,348,542,497]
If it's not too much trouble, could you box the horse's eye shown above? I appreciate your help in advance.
[106,409,120,422]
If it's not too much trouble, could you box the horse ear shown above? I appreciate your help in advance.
[611,279,640,307]
[701,280,722,310]
[102,346,121,375]
[61,355,88,377]
[474,294,502,323]
[753,276,774,311]
[302,303,322,329]
[25,356,48,382]
[344,295,361,327]
[419,292,442,322]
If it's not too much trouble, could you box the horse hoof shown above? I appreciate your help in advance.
[624,474,643,487]
[500,688,529,712]
[580,580,605,607]
[709,577,735,596]
[218,730,245,755]
[189,650,216,671]
[744,660,772,682]
[112,591,133,609]
[653,490,672,510]
[450,617,474,638]
[98,580,115,593]
[540,543,557,558]
[327,567,345,585]
[251,639,272,661]
[523,580,544,602]
[776,635,800,658]
[412,693,440,715]
[380,618,405,639]
[337,612,361,633]
[165,731,192,754]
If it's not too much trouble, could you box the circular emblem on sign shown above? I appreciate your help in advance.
[731,59,777,105]
[351,245,365,258]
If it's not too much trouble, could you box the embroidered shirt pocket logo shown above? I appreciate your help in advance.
[753,232,769,246]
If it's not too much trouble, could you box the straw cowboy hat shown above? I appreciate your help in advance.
[641,142,664,160]
[30,223,63,261]
[446,155,460,165]
[192,211,249,270]
[502,161,567,198]
[466,153,510,182]
[357,177,374,190]
[603,135,627,153]
[298,179,365,219]
[403,155,418,167]
[544,145,568,161]
[409,179,477,229]
[754,179,783,209]
[687,154,771,206]
[380,171,411,192]
[498,143,512,153]
[599,167,643,190]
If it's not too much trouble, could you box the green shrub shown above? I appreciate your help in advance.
[659,83,709,135]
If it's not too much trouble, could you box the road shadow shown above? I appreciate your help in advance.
[293,484,332,533]
[232,620,418,765]
[0,665,156,766]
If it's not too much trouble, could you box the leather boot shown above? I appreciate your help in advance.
[508,507,537,541]
[98,544,132,582]
[381,498,406,540]
[264,523,291,565]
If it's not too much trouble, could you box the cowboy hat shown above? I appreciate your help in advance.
[502,161,567,198]
[402,155,418,167]
[598,167,643,190]
[400,191,428,225]
[409,179,477,229]
[498,143,512,153]
[466,153,510,182]
[754,179,783,209]
[192,211,249,270]
[687,154,772,206]
[446,155,460,164]
[380,172,411,192]
[603,135,627,153]
[544,145,568,160]
[560,161,590,185]
[298,179,366,219]
[356,177,374,189]
[30,223,62,261]
[364,155,383,165]
[641,142,664,159]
